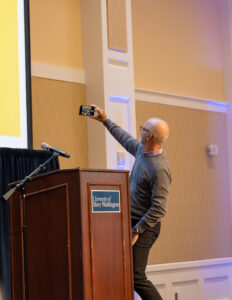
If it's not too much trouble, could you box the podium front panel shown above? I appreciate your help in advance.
[25,184,71,299]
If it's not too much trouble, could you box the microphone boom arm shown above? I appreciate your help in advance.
[1,152,59,201]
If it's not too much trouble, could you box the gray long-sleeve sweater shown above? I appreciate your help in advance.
[104,119,172,234]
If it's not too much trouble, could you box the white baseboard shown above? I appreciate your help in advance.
[135,257,232,300]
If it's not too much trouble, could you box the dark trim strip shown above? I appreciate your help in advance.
[24,0,33,149]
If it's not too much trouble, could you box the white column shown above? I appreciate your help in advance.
[81,0,136,170]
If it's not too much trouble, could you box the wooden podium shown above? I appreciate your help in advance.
[10,168,133,300]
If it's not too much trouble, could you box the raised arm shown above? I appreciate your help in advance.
[90,105,140,157]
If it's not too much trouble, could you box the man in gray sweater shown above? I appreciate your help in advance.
[91,105,171,300]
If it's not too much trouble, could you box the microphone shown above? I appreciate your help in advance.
[41,143,70,158]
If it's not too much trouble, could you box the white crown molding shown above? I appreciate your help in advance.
[31,62,85,84]
[135,88,229,113]
[31,62,229,113]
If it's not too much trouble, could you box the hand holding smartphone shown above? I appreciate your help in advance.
[79,104,107,122]
[79,105,95,116]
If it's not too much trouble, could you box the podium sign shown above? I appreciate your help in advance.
[91,190,120,213]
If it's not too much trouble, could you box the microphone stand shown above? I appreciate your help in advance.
[2,152,59,300]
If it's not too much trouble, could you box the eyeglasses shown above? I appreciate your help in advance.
[140,126,150,133]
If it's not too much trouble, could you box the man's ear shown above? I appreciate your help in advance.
[147,133,153,141]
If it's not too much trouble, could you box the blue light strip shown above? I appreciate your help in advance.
[109,58,128,64]
[206,100,229,107]
[109,48,128,53]
[109,94,130,103]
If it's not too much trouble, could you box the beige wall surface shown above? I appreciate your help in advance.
[136,101,231,264]
[132,0,225,101]
[30,0,83,69]
[31,77,88,170]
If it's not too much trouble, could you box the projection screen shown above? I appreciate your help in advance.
[0,0,32,149]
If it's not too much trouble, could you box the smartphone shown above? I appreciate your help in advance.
[79,105,95,116]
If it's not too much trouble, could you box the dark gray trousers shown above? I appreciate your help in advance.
[132,220,162,300]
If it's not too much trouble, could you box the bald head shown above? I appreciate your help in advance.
[145,118,169,145]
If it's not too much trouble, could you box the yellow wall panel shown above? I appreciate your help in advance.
[107,0,127,52]
[30,0,83,69]
[0,0,20,136]
[32,77,88,169]
[132,0,225,101]
[136,101,231,263]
